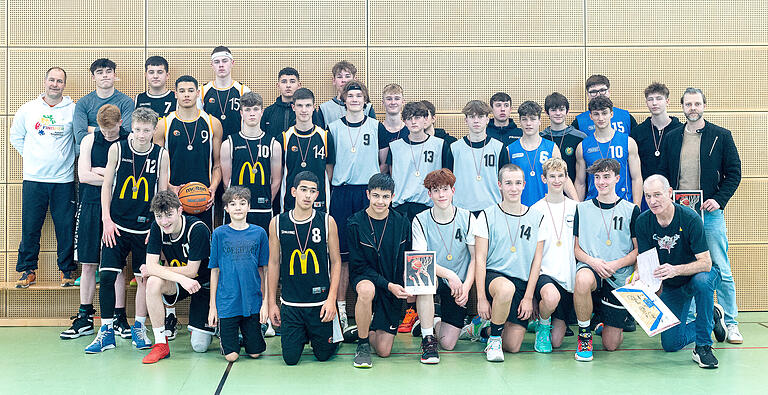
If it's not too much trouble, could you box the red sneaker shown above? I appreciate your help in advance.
[398,308,418,333]
[142,343,170,364]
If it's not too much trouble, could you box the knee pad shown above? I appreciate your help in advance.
[190,330,212,353]
[99,270,119,286]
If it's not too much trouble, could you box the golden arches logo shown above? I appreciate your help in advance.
[289,249,319,275]
[239,162,265,186]
[169,259,186,267]
[119,176,149,201]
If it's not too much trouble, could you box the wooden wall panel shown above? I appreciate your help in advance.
[724,179,768,244]
[6,185,58,253]
[729,244,768,311]
[0,117,7,183]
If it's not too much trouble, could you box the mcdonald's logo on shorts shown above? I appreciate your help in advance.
[169,259,186,267]
[119,176,149,201]
[289,249,319,275]
[239,162,266,186]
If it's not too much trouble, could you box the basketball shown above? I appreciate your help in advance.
[411,259,422,271]
[178,182,210,214]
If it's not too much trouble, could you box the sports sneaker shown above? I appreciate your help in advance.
[142,343,171,364]
[15,270,36,288]
[60,310,95,339]
[594,322,604,336]
[74,276,81,286]
[535,323,553,353]
[527,319,538,333]
[459,315,489,341]
[624,317,637,332]
[353,342,372,368]
[129,277,137,286]
[412,317,441,337]
[85,324,116,353]
[131,321,153,349]
[113,315,132,339]
[60,271,75,287]
[339,310,349,331]
[564,326,574,337]
[165,313,178,341]
[261,319,276,338]
[420,335,440,364]
[726,324,743,344]
[398,307,418,333]
[484,336,504,362]
[575,332,593,361]
[713,303,727,342]
[692,345,719,368]
[343,325,359,343]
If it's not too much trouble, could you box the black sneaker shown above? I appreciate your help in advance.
[692,345,719,368]
[713,303,726,342]
[113,315,132,339]
[624,317,637,332]
[60,310,95,339]
[420,335,440,364]
[165,313,178,341]
[343,325,359,344]
[564,326,574,337]
[353,342,372,368]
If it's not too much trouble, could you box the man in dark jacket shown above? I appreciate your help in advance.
[261,67,321,138]
[661,87,743,344]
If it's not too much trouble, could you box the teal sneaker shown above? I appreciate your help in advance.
[534,323,553,353]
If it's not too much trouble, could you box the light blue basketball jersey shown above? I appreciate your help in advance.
[481,204,544,281]
[506,138,556,206]
[414,207,473,282]
[328,116,381,186]
[390,135,446,207]
[581,132,632,202]
[451,136,503,212]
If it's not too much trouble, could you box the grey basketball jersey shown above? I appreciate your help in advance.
[328,117,381,186]
[481,205,544,281]
[413,207,474,281]
[575,199,637,288]
[451,136,504,212]
[390,135,446,207]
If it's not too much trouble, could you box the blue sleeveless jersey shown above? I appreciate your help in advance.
[575,107,632,137]
[581,132,632,202]
[506,138,556,206]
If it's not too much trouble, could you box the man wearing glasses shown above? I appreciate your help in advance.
[572,75,637,137]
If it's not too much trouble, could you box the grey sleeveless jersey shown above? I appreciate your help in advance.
[480,205,544,281]
[390,135,446,207]
[328,117,381,186]
[451,137,504,212]
[413,207,474,281]
[320,100,374,128]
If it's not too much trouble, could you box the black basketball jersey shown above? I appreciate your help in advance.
[201,81,250,139]
[110,139,163,233]
[163,111,215,187]
[148,215,211,284]
[80,128,129,203]
[135,90,177,119]
[277,210,330,306]
[281,125,332,211]
[229,132,275,213]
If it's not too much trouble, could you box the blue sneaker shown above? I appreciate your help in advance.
[459,315,490,341]
[575,332,593,361]
[594,322,604,336]
[131,321,152,350]
[85,324,116,354]
[535,323,553,353]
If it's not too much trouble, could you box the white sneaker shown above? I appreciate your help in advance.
[484,337,504,362]
[726,324,743,344]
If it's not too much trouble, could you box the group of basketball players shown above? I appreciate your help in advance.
[11,45,742,370]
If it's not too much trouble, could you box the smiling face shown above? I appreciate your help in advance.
[44,69,66,100]
[154,207,184,235]
[366,188,393,216]
[546,106,568,126]
[593,170,619,198]
[543,169,567,194]
[498,168,525,203]
[428,185,454,210]
[345,89,366,113]
[383,92,404,116]
[224,197,249,221]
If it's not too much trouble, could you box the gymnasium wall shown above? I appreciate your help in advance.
[1,0,766,322]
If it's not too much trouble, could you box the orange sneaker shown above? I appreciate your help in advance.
[129,277,138,286]
[15,271,36,288]
[398,308,418,333]
[142,343,170,364]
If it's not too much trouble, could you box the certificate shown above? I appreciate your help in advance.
[612,282,680,337]
[674,190,703,218]
[635,248,662,293]
[404,251,437,295]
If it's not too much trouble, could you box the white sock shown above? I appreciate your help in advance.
[338,301,347,315]
[135,316,147,325]
[153,327,167,344]
[101,318,114,328]
[578,319,590,329]
[422,326,434,337]
[165,307,175,316]
[539,317,552,326]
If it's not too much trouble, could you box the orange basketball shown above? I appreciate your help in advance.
[178,182,210,214]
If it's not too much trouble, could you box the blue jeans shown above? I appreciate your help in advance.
[660,267,721,351]
[687,209,738,325]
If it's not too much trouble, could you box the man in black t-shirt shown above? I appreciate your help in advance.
[634,175,722,369]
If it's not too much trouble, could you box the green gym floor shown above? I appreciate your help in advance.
[2,313,767,395]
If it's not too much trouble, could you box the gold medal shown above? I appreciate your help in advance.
[530,171,536,177]
[132,187,138,192]
[446,254,453,261]
[476,175,482,181]
[606,240,612,246]
[187,144,193,151]
[220,114,226,120]
[510,246,516,253]
[351,147,357,153]
[556,240,562,247]
[301,161,307,167]
[415,171,420,177]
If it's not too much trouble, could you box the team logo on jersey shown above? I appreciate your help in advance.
[208,97,215,103]
[168,259,187,267]
[291,146,298,152]
[586,147,600,154]
[289,249,319,275]
[119,176,150,201]
[173,130,180,136]
[566,214,575,227]
[565,147,574,156]
[511,152,524,159]
[653,234,680,253]
[239,162,266,185]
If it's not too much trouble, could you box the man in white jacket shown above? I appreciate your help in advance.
[10,67,77,288]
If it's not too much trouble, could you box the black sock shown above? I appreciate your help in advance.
[406,302,416,310]
[480,327,491,339]
[358,337,369,345]
[490,323,504,337]
[114,307,126,317]
[79,304,94,314]
[579,326,590,335]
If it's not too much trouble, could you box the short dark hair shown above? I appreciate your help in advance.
[332,60,357,76]
[292,88,314,104]
[211,46,231,55]
[90,58,116,74]
[175,75,198,89]
[586,74,610,90]
[588,96,614,112]
[279,67,300,80]
[368,173,395,193]
[240,92,263,109]
[587,158,621,176]
[341,80,370,104]
[150,190,181,213]
[462,100,491,117]
[402,102,430,120]
[517,101,542,118]
[490,92,512,106]
[293,171,319,188]
[222,186,251,206]
[419,100,437,117]
[544,92,570,113]
[145,56,169,72]
[46,67,67,81]
[644,82,669,99]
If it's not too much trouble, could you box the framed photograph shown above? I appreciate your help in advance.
[673,190,703,218]
[404,251,437,295]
